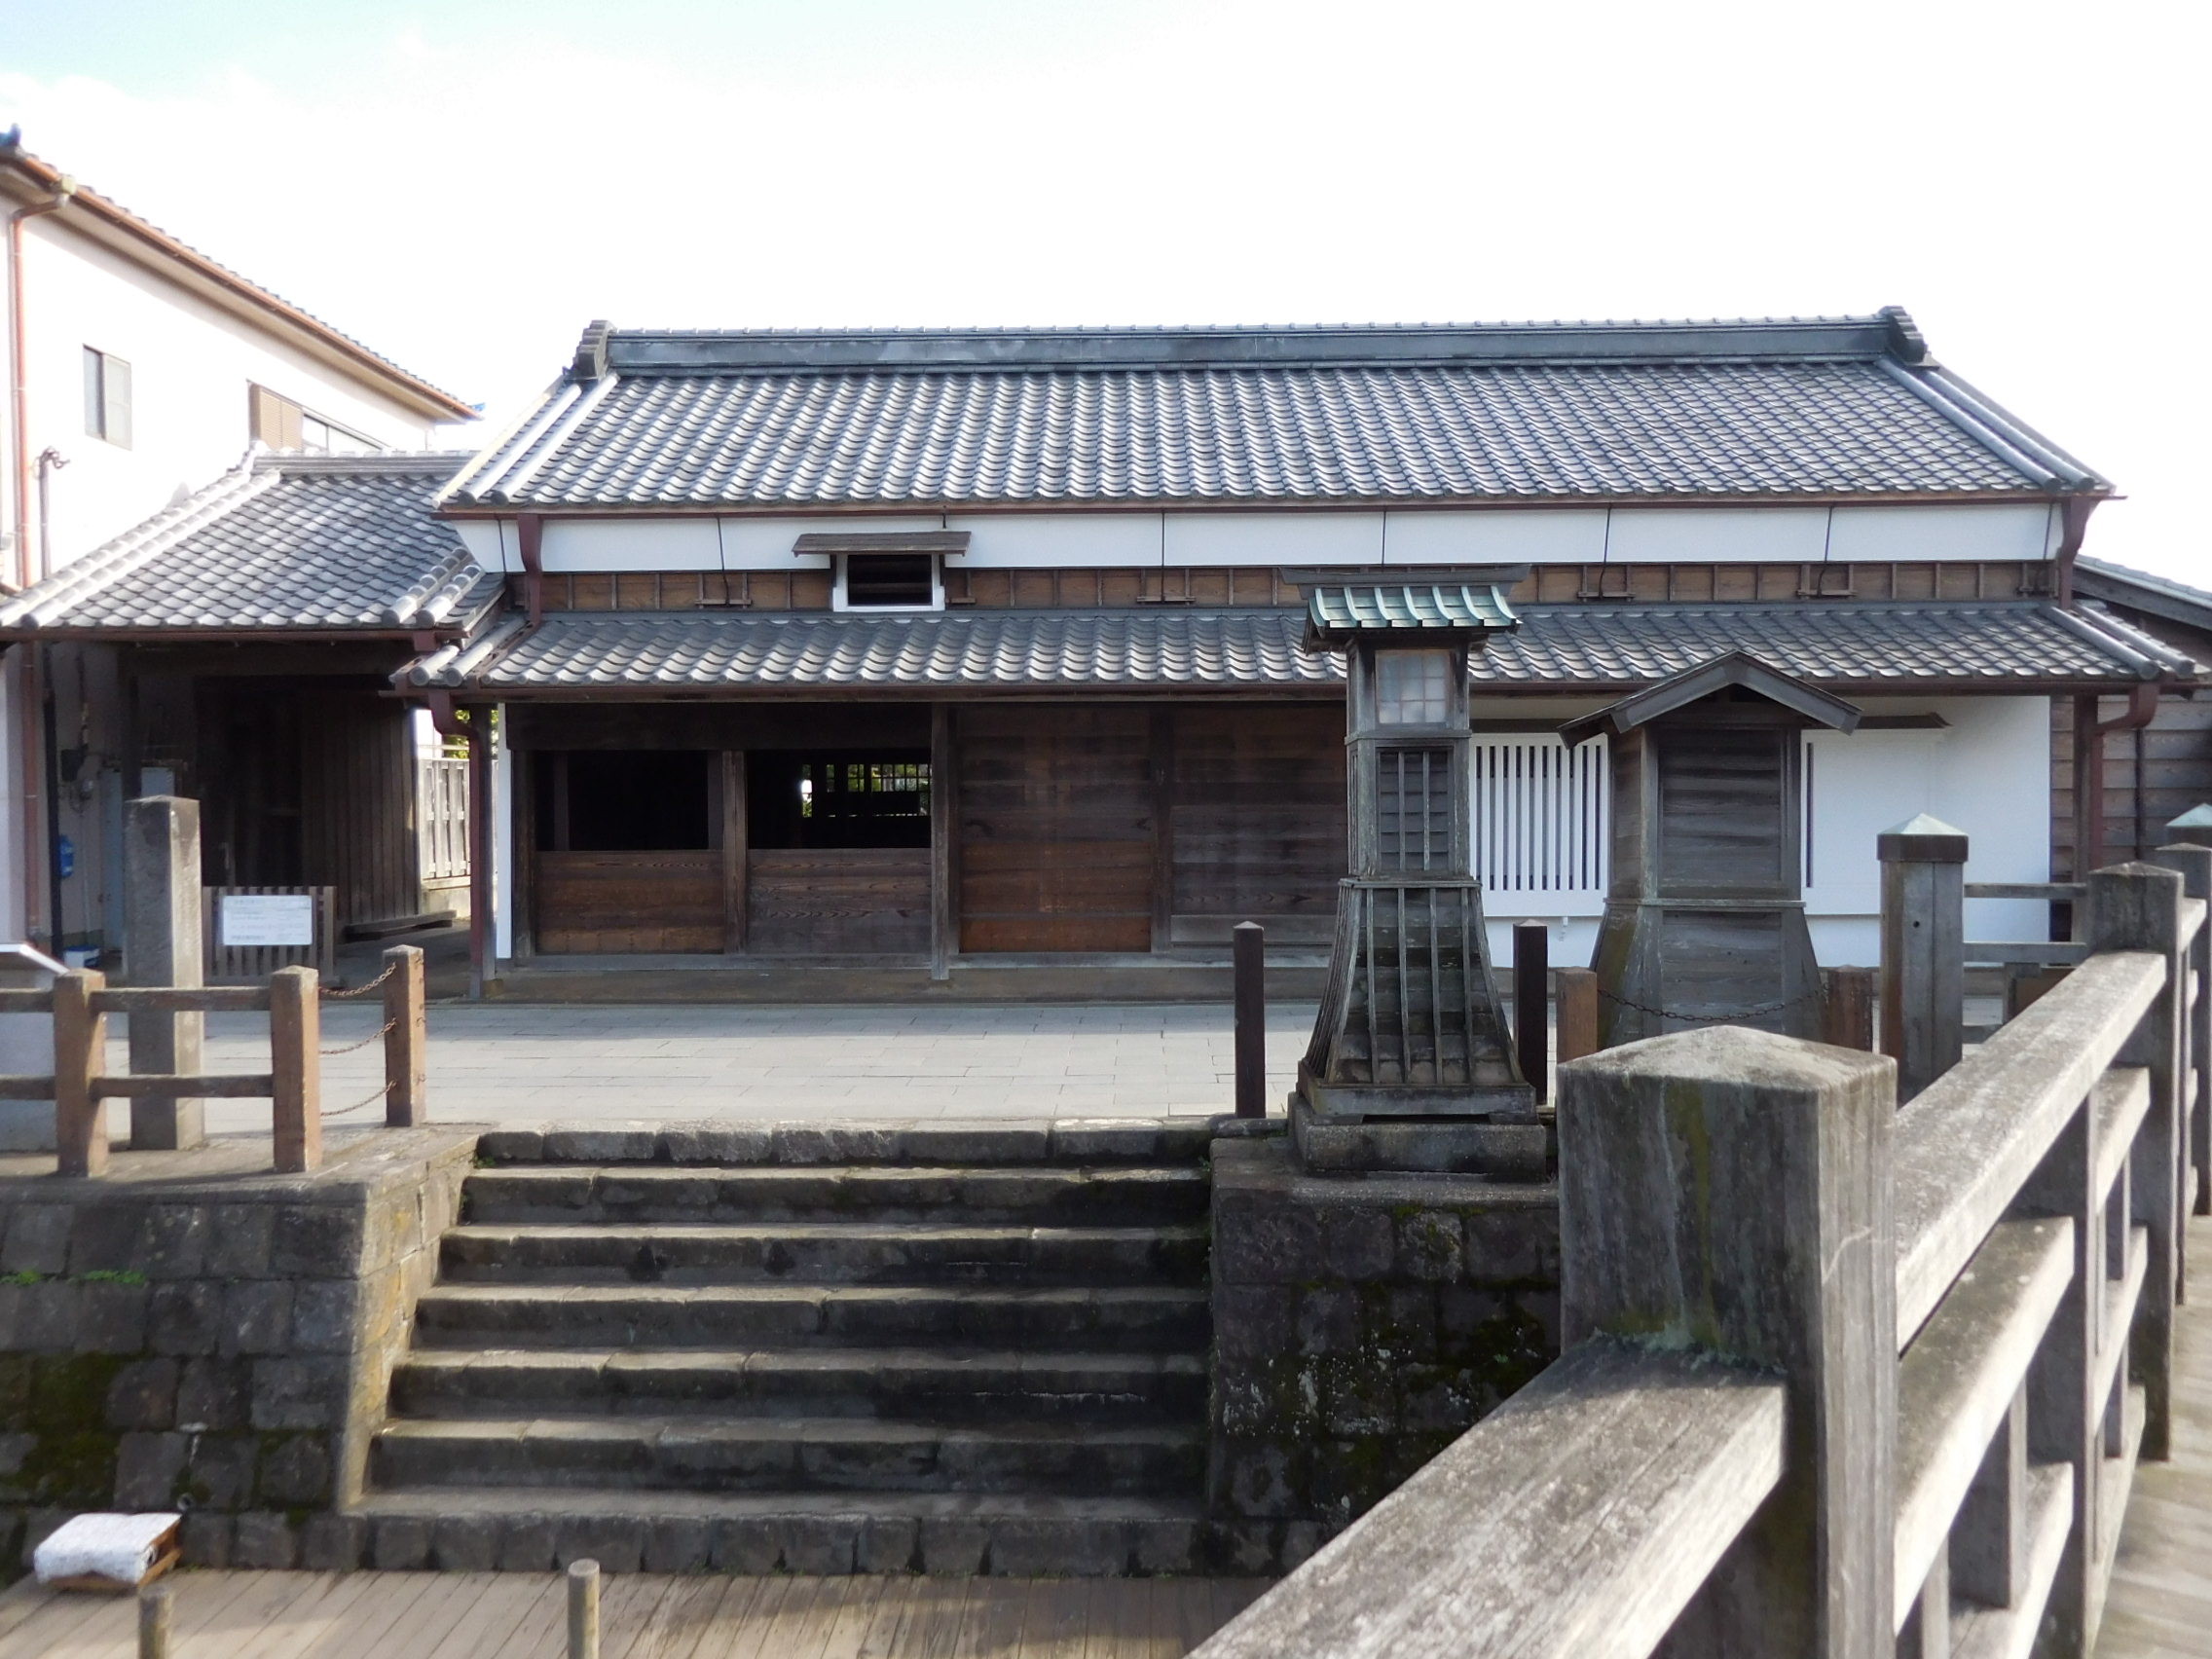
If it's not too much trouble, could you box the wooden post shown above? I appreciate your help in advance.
[269,965,321,1173]
[1555,967,1599,1064]
[1820,966,1876,1051]
[1558,1026,1897,1659]
[569,1558,601,1659]
[930,705,956,980]
[1234,921,1266,1118]
[719,750,748,956]
[2090,860,2185,1460]
[2157,832,2212,1217]
[124,795,205,1150]
[138,1583,172,1659]
[1512,920,1549,1104]
[53,968,106,1178]
[1879,815,1968,1103]
[382,943,426,1127]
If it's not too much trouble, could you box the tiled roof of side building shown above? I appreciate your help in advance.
[401,600,2186,695]
[441,312,2107,511]
[0,452,498,637]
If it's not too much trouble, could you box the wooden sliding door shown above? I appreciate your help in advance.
[958,706,1156,953]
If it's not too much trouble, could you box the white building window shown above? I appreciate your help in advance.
[833,552,943,611]
[1375,648,1452,724]
[83,347,132,448]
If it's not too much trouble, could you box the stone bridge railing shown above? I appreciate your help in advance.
[1196,852,2209,1659]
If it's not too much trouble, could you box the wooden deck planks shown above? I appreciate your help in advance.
[2099,1209,2212,1657]
[0,1548,1262,1659]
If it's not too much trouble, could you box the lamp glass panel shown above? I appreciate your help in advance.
[1376,649,1453,725]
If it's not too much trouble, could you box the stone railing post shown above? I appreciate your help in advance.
[2090,861,2186,1458]
[270,966,322,1174]
[1559,1026,1897,1658]
[124,795,205,1149]
[382,943,427,1127]
[1879,815,1968,1103]
[53,968,108,1178]
[2155,835,2212,1219]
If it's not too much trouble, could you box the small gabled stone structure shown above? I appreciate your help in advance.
[1563,650,1862,1048]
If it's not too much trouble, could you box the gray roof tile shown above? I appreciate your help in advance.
[441,315,2104,511]
[0,453,496,635]
[405,601,2169,694]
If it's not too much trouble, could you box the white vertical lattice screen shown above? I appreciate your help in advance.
[1471,736,1608,905]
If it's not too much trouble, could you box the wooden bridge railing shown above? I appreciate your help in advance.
[0,943,427,1177]
[1195,853,2208,1659]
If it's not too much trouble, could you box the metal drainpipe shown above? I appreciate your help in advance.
[10,173,75,947]
[2078,682,2161,877]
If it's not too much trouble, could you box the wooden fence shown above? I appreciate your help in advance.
[1195,851,2209,1659]
[0,943,427,1177]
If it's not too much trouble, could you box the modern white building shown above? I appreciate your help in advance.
[0,131,475,949]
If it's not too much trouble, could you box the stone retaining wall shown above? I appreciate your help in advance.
[1208,1131,1560,1567]
[0,1128,474,1569]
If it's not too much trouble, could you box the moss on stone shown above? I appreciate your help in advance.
[27,1354,128,1436]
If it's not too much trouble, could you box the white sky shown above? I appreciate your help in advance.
[3,0,2205,578]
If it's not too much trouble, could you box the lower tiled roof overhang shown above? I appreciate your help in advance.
[398,601,2194,699]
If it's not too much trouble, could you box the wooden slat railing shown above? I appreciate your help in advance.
[1196,849,2210,1659]
[0,943,428,1177]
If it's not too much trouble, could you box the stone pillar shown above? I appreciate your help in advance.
[124,796,204,1149]
[1559,1025,1897,1659]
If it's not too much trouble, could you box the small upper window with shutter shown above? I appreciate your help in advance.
[83,347,132,448]
[248,383,380,454]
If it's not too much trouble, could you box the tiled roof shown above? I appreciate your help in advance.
[440,313,2106,511]
[402,601,2176,694]
[404,607,1343,692]
[1308,583,1517,641]
[0,453,498,636]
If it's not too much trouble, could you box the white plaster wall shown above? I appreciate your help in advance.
[1605,506,1832,565]
[463,502,2064,576]
[950,512,1161,569]
[1385,508,1607,566]
[1163,511,1384,568]
[10,217,443,572]
[1827,502,2055,564]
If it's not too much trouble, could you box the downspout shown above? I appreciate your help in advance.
[516,512,544,630]
[10,172,75,947]
[2075,681,2160,876]
[2052,492,2099,607]
[428,692,491,1000]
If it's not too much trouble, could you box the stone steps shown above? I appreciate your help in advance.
[438,1221,1208,1286]
[412,1281,1212,1350]
[373,1415,1204,1497]
[364,1118,1220,1573]
[391,1346,1205,1422]
[345,1488,1276,1577]
[461,1163,1208,1227]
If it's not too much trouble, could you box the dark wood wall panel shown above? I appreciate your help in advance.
[536,850,723,953]
[748,849,930,954]
[1168,705,1345,943]
[958,706,1155,953]
[2052,692,2212,875]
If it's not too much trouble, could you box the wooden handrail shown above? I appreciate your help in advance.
[1190,1341,1786,1659]
[1892,949,2163,1341]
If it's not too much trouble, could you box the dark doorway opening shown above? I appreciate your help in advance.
[535,751,713,851]
[749,752,931,849]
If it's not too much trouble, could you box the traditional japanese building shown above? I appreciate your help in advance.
[5,311,2194,998]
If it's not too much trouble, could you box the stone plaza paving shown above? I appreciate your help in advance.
[103,1002,1323,1136]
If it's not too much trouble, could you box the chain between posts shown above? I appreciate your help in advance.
[319,1017,396,1056]
[322,1082,391,1118]
[319,959,399,1000]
